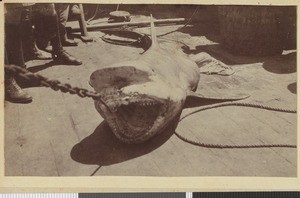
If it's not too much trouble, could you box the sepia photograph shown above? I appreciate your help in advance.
[3,2,297,179]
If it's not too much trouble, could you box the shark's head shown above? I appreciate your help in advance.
[90,63,190,143]
[89,15,200,143]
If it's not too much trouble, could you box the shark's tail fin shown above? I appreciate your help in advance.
[150,14,158,47]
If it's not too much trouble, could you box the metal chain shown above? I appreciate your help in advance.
[175,102,297,149]
[5,64,102,100]
[5,64,297,149]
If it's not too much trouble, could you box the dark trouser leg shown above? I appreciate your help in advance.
[32,3,82,65]
[5,6,32,103]
[55,3,78,46]
[21,6,35,61]
[5,29,32,103]
[49,11,82,65]
[50,14,64,55]
[5,24,26,68]
[22,7,52,60]
[54,3,70,41]
[32,3,58,50]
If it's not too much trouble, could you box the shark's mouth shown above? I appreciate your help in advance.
[90,65,174,143]
[95,91,169,143]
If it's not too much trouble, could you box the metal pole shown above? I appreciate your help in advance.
[78,4,93,42]
[71,18,186,32]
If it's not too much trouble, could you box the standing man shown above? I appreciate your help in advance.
[5,3,83,103]
[32,3,82,65]
[55,3,80,46]
[5,3,34,103]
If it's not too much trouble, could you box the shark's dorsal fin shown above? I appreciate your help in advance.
[150,14,158,47]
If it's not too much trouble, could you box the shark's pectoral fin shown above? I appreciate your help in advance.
[185,91,250,108]
[187,91,250,101]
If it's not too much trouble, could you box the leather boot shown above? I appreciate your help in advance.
[52,50,82,65]
[5,77,32,103]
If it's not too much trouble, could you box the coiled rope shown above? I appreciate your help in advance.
[175,102,297,149]
[5,65,297,149]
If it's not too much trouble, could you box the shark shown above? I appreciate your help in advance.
[89,15,248,144]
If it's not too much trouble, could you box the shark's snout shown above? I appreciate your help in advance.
[90,66,182,143]
[89,65,152,91]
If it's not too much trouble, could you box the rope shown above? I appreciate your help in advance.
[101,36,138,46]
[87,4,122,25]
[156,6,199,37]
[140,6,199,38]
[175,133,296,149]
[87,5,100,25]
[5,65,297,149]
[175,102,297,149]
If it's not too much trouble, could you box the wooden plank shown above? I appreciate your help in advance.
[91,122,175,176]
[37,83,99,176]
[4,24,297,177]
[219,106,296,176]
[177,100,296,176]
[7,88,59,176]
[169,136,238,176]
[4,102,24,176]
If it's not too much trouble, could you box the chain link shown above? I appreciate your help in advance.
[5,64,102,100]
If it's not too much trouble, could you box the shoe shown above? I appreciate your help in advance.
[5,77,32,103]
[62,39,78,47]
[53,50,82,65]
[71,5,81,15]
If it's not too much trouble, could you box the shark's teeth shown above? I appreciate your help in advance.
[123,96,130,100]
[97,89,169,142]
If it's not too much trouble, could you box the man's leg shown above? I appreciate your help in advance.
[33,3,82,65]
[55,3,78,46]
[21,6,51,60]
[5,5,32,103]
[49,8,82,65]
[6,19,25,67]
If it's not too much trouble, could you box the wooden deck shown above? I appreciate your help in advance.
[4,19,297,177]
